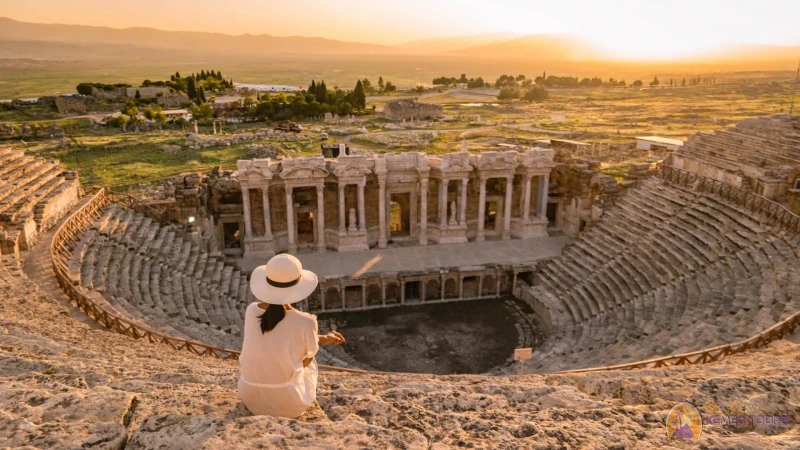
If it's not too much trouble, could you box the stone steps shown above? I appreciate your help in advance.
[69,205,251,351]
[531,179,800,372]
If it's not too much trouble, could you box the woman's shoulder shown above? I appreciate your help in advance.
[287,308,317,323]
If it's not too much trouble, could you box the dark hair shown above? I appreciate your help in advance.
[258,304,285,333]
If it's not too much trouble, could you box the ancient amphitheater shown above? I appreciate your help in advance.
[2,114,800,448]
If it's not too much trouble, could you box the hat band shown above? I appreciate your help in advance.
[266,275,301,288]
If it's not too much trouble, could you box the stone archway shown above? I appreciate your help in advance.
[425,279,440,301]
[385,283,399,304]
[307,289,322,312]
[444,278,458,299]
[462,276,479,298]
[326,287,342,310]
[367,284,382,306]
[345,285,363,309]
[482,275,495,296]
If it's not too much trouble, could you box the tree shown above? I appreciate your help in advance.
[378,76,385,92]
[497,86,521,100]
[522,85,548,102]
[135,89,142,99]
[516,74,526,82]
[190,102,213,121]
[649,76,660,87]
[362,78,374,94]
[414,86,426,93]
[384,81,396,92]
[106,114,129,130]
[309,80,316,96]
[316,80,328,103]
[459,73,468,84]
[352,80,366,109]
[187,77,197,100]
[632,80,643,89]
[121,101,139,118]
[76,83,94,96]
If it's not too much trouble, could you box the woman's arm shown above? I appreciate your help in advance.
[319,331,345,345]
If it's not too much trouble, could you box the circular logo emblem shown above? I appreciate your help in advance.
[666,402,702,440]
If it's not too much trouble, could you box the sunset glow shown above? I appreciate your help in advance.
[2,0,798,59]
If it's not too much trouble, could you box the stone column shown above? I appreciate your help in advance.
[361,284,366,308]
[503,176,513,240]
[459,178,468,226]
[378,176,387,248]
[262,186,272,239]
[338,183,346,234]
[316,184,325,252]
[400,280,405,305]
[320,285,326,311]
[477,177,487,241]
[285,186,296,253]
[381,278,387,306]
[420,280,426,303]
[419,178,428,245]
[478,276,484,298]
[438,179,448,229]
[538,175,550,219]
[242,187,252,238]
[357,182,366,232]
[522,175,532,222]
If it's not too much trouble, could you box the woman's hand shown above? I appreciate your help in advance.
[319,331,346,345]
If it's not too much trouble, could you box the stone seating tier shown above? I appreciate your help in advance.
[73,204,251,350]
[678,118,800,172]
[529,177,800,372]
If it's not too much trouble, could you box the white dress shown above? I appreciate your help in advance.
[238,302,319,418]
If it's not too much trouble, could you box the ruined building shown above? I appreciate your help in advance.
[380,99,444,121]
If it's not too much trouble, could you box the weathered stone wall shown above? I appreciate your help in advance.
[380,99,443,121]
[55,96,121,114]
[126,87,170,99]
[89,86,126,101]
[157,93,190,108]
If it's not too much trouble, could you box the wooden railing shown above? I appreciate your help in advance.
[554,165,800,373]
[51,189,368,373]
[84,187,177,225]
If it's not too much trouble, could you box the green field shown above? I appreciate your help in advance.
[4,80,796,189]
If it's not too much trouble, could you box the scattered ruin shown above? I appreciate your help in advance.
[380,99,444,121]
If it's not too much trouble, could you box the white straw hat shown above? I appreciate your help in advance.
[250,254,318,305]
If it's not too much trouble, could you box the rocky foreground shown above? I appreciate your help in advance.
[1,262,800,449]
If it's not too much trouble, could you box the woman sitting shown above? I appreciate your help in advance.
[238,254,345,418]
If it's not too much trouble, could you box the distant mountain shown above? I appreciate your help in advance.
[0,17,392,57]
[450,34,612,61]
[694,43,800,62]
[396,33,522,54]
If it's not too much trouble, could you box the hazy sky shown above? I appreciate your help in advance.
[2,0,798,57]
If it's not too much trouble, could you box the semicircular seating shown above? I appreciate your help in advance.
[527,177,800,372]
[68,203,350,367]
